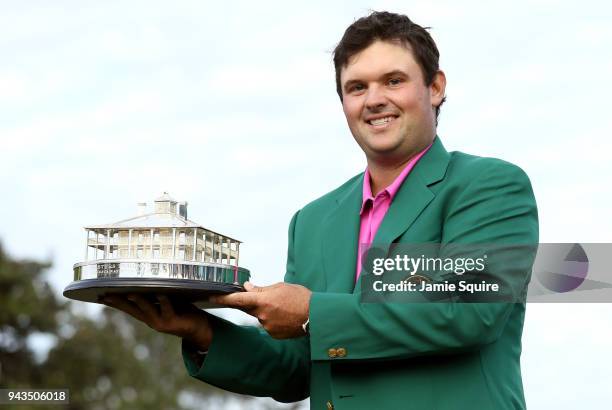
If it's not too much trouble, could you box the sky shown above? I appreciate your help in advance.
[1,1,611,408]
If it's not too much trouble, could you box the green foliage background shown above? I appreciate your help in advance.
[0,242,288,410]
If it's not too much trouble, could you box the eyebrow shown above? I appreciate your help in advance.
[343,69,410,92]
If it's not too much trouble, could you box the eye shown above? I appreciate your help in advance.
[388,78,403,86]
[348,83,365,93]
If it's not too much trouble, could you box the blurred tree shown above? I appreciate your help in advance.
[0,242,64,389]
[0,242,279,409]
[43,306,232,410]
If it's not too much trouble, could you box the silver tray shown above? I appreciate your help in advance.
[64,278,244,308]
[64,259,249,308]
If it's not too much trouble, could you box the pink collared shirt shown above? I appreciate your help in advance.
[356,144,432,281]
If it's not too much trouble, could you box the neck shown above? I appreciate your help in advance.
[367,158,412,196]
[366,137,434,196]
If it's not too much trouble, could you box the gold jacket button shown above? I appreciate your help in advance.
[336,347,347,358]
[327,348,337,358]
[326,400,334,410]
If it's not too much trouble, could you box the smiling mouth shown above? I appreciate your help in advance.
[366,116,398,127]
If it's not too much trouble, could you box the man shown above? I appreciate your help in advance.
[103,11,538,410]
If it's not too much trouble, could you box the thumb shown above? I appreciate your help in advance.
[244,281,263,292]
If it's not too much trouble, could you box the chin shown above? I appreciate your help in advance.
[362,137,402,154]
[365,145,404,160]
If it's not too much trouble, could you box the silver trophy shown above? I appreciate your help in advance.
[64,192,250,306]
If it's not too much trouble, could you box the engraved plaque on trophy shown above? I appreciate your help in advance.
[63,192,249,307]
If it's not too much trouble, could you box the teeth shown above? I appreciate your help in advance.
[369,116,395,126]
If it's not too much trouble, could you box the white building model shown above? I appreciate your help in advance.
[71,192,249,288]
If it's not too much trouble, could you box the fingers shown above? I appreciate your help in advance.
[103,294,164,324]
[127,294,160,320]
[244,281,283,292]
[157,295,175,320]
[102,293,207,339]
[102,295,148,322]
[210,291,259,309]
[243,281,257,291]
[243,282,267,293]
[210,282,286,310]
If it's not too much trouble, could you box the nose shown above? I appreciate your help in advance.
[364,84,387,111]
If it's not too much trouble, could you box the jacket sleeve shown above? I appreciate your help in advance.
[308,161,539,362]
[182,211,311,402]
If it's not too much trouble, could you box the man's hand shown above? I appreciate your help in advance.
[210,282,311,339]
[101,294,213,350]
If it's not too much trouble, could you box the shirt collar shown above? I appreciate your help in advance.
[360,143,433,215]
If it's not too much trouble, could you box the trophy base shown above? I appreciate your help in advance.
[63,278,244,309]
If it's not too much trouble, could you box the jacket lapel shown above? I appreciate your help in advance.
[320,137,451,293]
[321,176,363,293]
[373,137,450,245]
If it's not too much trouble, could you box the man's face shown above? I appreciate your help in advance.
[340,40,445,164]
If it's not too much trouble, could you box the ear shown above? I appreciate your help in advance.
[430,70,446,108]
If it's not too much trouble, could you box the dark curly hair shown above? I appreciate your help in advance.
[333,11,446,122]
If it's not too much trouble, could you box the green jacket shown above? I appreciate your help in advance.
[183,137,539,410]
